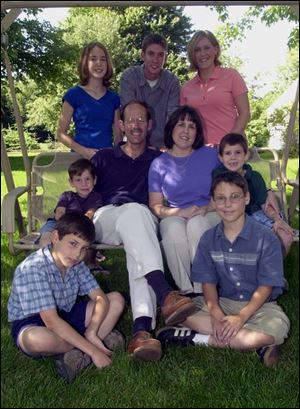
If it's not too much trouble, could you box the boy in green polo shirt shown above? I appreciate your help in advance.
[213,133,294,256]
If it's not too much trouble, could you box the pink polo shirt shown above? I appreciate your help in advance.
[180,66,248,145]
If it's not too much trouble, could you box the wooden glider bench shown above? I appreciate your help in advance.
[2,148,298,256]
[1,151,124,255]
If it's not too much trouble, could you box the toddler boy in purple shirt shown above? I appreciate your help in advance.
[39,158,102,247]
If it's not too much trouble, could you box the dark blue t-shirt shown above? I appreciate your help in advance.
[91,144,161,206]
[63,86,120,149]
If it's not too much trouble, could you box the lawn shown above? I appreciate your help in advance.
[1,153,299,408]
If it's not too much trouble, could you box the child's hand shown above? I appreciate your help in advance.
[272,218,294,236]
[211,316,227,346]
[91,348,112,368]
[85,330,113,357]
[220,315,244,343]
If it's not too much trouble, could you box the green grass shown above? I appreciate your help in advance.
[1,153,299,408]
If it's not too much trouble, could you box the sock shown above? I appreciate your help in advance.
[145,270,173,305]
[132,316,152,335]
[192,333,210,345]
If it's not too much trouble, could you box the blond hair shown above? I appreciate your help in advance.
[187,30,221,71]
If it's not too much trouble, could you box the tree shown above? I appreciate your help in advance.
[1,9,74,85]
[3,6,193,140]
[212,5,298,50]
[63,6,193,83]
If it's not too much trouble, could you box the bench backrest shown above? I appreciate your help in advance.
[30,151,81,231]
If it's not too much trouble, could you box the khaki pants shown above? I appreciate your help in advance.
[193,296,290,345]
[93,203,163,328]
[160,212,220,293]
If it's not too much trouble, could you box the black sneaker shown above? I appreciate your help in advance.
[156,326,197,347]
[256,345,281,368]
[54,348,92,382]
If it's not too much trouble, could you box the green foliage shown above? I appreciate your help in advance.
[63,6,193,83]
[213,5,299,50]
[2,127,40,151]
[1,9,74,86]
[274,47,299,94]
[269,105,299,158]
[246,92,270,147]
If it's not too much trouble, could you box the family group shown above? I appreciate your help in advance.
[8,31,293,382]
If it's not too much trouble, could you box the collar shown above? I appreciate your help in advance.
[138,64,165,89]
[42,245,78,278]
[192,66,221,84]
[216,214,252,241]
[114,142,160,161]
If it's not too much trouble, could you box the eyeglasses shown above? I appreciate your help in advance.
[214,192,244,206]
[124,117,147,125]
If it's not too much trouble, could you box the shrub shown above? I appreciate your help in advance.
[2,127,40,151]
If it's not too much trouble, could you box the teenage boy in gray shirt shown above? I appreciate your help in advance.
[120,33,180,149]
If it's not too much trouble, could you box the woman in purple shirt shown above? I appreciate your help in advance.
[148,106,220,294]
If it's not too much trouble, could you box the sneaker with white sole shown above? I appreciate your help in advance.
[156,326,197,347]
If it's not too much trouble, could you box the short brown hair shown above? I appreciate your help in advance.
[187,30,221,71]
[142,33,167,52]
[68,158,96,180]
[78,42,113,87]
[55,212,95,243]
[211,171,249,198]
[218,133,248,156]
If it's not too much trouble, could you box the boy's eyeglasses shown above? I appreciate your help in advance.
[124,117,147,125]
[214,192,244,206]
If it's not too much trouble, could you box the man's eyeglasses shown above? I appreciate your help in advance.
[214,192,244,206]
[124,117,147,125]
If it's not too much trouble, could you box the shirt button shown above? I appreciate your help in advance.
[230,267,234,271]
[236,282,240,287]
[229,248,233,252]
[239,294,244,299]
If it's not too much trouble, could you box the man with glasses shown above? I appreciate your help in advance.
[156,171,289,369]
[91,100,196,362]
[120,34,180,149]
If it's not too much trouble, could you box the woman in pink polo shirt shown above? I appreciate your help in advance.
[180,30,250,146]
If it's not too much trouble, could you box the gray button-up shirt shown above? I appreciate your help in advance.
[120,65,180,148]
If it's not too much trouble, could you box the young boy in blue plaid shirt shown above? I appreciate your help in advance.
[8,212,125,382]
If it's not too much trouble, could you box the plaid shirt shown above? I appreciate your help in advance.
[8,246,99,321]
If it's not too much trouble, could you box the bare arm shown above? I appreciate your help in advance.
[54,206,66,221]
[202,283,226,345]
[231,93,251,135]
[263,191,294,235]
[113,108,123,145]
[84,288,112,356]
[57,101,97,160]
[262,190,280,214]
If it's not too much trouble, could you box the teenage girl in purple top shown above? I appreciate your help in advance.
[148,105,221,294]
[57,42,122,160]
